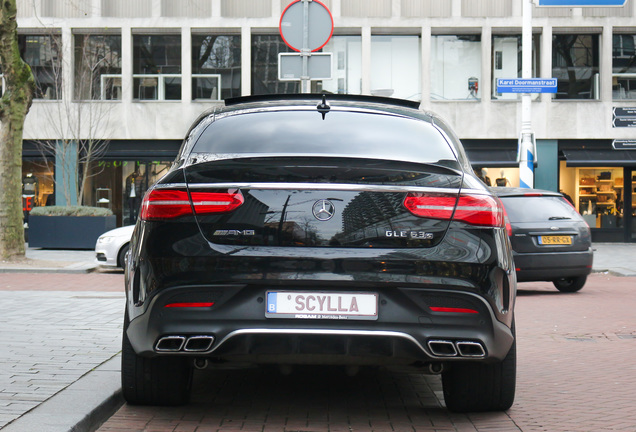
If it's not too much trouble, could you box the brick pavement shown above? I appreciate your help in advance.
[0,272,124,429]
[97,273,636,432]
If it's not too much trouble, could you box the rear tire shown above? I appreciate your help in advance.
[553,275,586,292]
[121,312,193,405]
[442,324,516,412]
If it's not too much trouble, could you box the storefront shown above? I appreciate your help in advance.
[465,139,636,242]
[82,140,180,226]
[559,140,636,242]
[22,139,180,228]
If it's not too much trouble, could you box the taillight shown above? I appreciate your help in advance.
[499,198,513,236]
[404,192,504,227]
[140,189,244,220]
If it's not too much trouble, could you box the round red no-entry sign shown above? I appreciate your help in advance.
[279,0,334,52]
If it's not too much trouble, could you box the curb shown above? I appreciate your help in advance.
[2,355,124,432]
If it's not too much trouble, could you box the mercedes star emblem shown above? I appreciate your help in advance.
[312,199,335,221]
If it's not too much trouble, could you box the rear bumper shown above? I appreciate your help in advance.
[513,247,593,281]
[126,283,515,365]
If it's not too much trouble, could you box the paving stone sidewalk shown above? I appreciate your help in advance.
[0,276,124,430]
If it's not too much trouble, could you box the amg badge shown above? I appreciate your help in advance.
[213,230,255,236]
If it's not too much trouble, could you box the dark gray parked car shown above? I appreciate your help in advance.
[492,187,593,292]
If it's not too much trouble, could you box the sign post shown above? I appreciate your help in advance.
[279,0,334,93]
[519,0,535,189]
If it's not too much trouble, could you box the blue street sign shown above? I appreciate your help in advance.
[497,78,557,94]
[538,0,626,6]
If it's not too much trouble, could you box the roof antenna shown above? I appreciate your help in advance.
[316,94,330,120]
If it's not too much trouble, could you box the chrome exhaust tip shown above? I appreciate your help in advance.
[427,340,458,357]
[155,336,186,352]
[183,336,215,352]
[456,341,486,358]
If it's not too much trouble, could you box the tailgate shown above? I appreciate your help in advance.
[183,157,464,248]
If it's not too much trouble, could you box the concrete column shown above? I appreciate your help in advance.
[540,25,552,104]
[61,27,73,103]
[121,26,133,102]
[481,25,492,104]
[152,0,161,18]
[535,139,558,192]
[241,26,251,95]
[182,26,192,102]
[452,0,461,17]
[420,25,431,109]
[212,0,221,17]
[361,26,371,95]
[600,24,612,103]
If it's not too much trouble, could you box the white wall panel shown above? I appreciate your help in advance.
[42,0,93,18]
[102,0,153,18]
[221,0,271,18]
[401,0,451,18]
[162,0,211,17]
[341,0,391,17]
[462,0,511,17]
[17,0,35,17]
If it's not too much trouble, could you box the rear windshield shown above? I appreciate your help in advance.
[500,196,579,223]
[190,110,458,167]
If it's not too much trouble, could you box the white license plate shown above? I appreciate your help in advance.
[266,291,378,320]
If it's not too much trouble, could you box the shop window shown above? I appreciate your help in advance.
[321,36,362,95]
[18,34,62,99]
[572,168,624,229]
[431,35,481,101]
[22,161,55,225]
[475,167,519,187]
[84,160,172,226]
[133,34,182,101]
[192,34,241,101]
[612,34,636,100]
[74,34,122,100]
[491,34,540,100]
[552,34,599,100]
[371,35,420,101]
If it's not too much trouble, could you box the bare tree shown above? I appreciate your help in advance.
[34,32,116,206]
[0,0,35,260]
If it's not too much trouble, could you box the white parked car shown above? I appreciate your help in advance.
[95,225,135,268]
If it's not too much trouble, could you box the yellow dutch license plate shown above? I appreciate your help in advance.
[539,235,572,245]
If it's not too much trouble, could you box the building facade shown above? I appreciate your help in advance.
[11,0,636,241]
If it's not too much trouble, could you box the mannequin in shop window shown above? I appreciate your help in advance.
[125,170,143,223]
[476,168,491,186]
[495,169,511,187]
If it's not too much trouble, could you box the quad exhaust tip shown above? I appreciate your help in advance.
[156,335,214,352]
[427,340,486,358]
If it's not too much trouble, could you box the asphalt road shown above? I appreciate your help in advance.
[97,273,636,432]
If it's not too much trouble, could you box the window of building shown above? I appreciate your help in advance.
[133,34,182,101]
[192,34,241,101]
[491,34,540,100]
[74,34,122,100]
[19,34,62,99]
[431,35,481,101]
[612,34,636,100]
[321,36,362,95]
[251,34,301,95]
[552,34,599,100]
[371,35,420,100]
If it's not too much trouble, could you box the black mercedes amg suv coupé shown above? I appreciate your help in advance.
[122,95,517,412]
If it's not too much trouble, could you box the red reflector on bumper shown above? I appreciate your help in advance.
[429,307,478,314]
[164,302,214,308]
